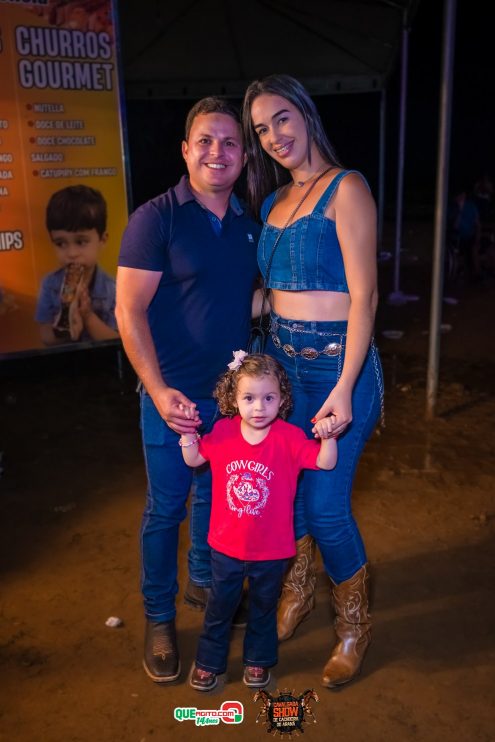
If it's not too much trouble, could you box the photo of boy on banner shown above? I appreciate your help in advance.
[35,184,119,345]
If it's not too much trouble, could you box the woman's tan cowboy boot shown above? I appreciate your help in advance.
[277,534,317,641]
[321,563,371,688]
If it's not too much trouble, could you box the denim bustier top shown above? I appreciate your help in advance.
[258,170,366,293]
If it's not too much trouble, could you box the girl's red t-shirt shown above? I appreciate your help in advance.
[199,415,320,560]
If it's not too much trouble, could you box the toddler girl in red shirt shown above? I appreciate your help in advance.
[180,351,337,691]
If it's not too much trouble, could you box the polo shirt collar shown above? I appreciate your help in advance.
[174,175,243,215]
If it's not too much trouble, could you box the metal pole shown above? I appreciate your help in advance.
[426,0,457,419]
[378,88,386,247]
[392,16,409,295]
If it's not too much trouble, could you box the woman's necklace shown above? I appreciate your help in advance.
[292,165,333,188]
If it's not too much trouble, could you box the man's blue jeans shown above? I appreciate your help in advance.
[195,549,288,674]
[268,315,383,584]
[139,391,218,622]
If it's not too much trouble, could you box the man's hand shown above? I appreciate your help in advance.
[153,387,201,434]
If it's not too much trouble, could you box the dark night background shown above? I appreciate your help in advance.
[123,1,495,221]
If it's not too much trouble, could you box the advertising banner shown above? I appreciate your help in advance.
[0,0,129,356]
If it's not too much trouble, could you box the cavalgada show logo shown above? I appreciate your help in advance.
[254,688,319,736]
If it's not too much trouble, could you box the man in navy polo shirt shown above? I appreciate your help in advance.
[116,97,260,683]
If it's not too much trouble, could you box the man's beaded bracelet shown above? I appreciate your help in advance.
[178,433,201,448]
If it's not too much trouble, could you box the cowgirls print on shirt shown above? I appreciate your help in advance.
[225,458,274,518]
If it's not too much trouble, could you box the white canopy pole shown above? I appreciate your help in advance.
[426,0,457,419]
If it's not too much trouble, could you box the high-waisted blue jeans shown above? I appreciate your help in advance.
[139,391,218,622]
[268,313,383,584]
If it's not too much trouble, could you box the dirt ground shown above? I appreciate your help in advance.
[1,221,494,742]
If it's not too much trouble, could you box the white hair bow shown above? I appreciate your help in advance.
[227,349,248,371]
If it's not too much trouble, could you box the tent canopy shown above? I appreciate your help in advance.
[119,0,420,99]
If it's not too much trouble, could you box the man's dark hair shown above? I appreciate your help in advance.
[184,96,241,141]
[45,185,107,236]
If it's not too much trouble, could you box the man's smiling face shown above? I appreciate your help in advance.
[182,112,245,195]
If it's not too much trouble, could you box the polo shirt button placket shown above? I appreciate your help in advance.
[209,214,222,236]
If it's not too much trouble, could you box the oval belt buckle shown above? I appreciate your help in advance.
[283,344,296,358]
[301,347,319,360]
[323,342,341,356]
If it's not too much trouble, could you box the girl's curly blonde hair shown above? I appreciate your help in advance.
[214,353,292,419]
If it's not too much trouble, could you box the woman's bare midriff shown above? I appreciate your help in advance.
[271,289,351,322]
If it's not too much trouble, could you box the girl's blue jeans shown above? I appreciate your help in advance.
[139,390,218,622]
[195,549,288,674]
[268,314,383,584]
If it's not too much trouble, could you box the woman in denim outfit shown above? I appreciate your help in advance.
[242,74,383,688]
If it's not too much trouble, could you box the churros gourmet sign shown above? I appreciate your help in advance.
[0,0,128,355]
[15,24,114,91]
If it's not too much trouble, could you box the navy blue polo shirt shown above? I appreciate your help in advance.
[118,176,260,398]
